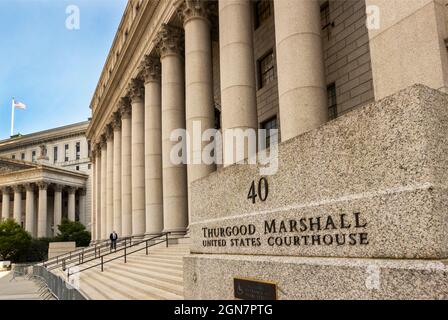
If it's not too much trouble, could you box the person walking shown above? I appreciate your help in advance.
[109,231,118,251]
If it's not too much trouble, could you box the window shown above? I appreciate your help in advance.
[88,164,92,170]
[258,51,275,89]
[214,108,221,130]
[32,151,36,162]
[254,0,271,29]
[261,117,278,149]
[76,166,80,171]
[21,153,25,160]
[321,1,333,40]
[327,83,337,120]
[54,146,58,163]
[65,144,69,162]
[11,154,15,160]
[76,142,81,160]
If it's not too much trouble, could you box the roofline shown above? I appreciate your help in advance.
[0,120,90,150]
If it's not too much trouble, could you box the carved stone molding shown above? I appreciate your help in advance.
[155,24,184,59]
[24,183,35,192]
[53,184,64,193]
[67,186,77,194]
[119,97,132,120]
[176,0,214,25]
[1,186,11,194]
[112,112,122,131]
[141,54,161,84]
[12,185,23,193]
[37,181,49,190]
[128,78,145,103]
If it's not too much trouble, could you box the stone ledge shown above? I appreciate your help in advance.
[184,254,448,300]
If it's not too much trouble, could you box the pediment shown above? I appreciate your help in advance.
[0,157,38,175]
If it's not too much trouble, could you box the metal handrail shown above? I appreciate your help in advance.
[44,236,135,269]
[67,232,170,278]
[46,236,133,271]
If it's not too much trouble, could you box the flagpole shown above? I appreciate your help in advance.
[11,98,14,137]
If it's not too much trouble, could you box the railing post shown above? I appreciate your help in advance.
[101,256,104,272]
[146,240,149,255]
[166,233,169,247]
[124,246,127,264]
[79,253,81,264]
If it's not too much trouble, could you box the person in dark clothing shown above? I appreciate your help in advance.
[110,231,118,251]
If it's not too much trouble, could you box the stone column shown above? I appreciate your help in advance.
[1,187,11,221]
[219,0,258,165]
[157,24,188,234]
[180,0,216,225]
[100,136,108,239]
[106,125,114,233]
[91,155,96,240]
[53,184,63,236]
[120,99,133,237]
[25,184,36,237]
[37,182,48,238]
[13,185,23,224]
[141,55,163,234]
[79,189,86,226]
[95,146,102,240]
[274,0,327,141]
[67,187,76,221]
[112,113,122,235]
[129,78,146,236]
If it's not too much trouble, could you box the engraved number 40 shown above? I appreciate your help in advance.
[247,177,269,204]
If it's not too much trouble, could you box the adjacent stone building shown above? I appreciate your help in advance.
[0,121,92,237]
[87,0,448,241]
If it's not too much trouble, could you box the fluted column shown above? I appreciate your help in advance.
[37,182,48,238]
[13,185,23,224]
[219,0,258,165]
[112,113,122,234]
[142,55,163,234]
[67,187,76,221]
[180,0,216,225]
[106,125,114,234]
[157,24,188,234]
[1,187,11,221]
[274,0,327,141]
[79,189,86,226]
[100,136,108,239]
[95,146,102,240]
[53,184,63,236]
[25,184,36,237]
[129,78,146,236]
[120,99,133,237]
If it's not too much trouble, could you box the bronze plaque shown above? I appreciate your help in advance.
[234,278,277,300]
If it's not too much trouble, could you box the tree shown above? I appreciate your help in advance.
[0,219,32,261]
[55,219,91,247]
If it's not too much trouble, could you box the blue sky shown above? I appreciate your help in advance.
[0,0,127,139]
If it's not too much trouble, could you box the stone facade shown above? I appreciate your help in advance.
[0,122,91,237]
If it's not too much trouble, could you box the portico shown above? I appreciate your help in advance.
[0,158,88,237]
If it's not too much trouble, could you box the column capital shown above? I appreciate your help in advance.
[100,134,108,148]
[119,97,132,119]
[78,188,87,196]
[53,184,64,192]
[141,55,161,84]
[176,0,215,25]
[67,186,77,194]
[1,186,11,194]
[24,183,35,192]
[105,123,114,141]
[12,185,23,193]
[37,181,49,190]
[155,24,184,59]
[111,112,122,131]
[128,78,144,103]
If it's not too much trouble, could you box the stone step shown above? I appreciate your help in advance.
[89,267,183,300]
[105,266,184,297]
[122,258,183,272]
[79,272,132,300]
[110,262,183,284]
[81,270,151,300]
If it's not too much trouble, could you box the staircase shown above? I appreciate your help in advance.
[52,239,190,300]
